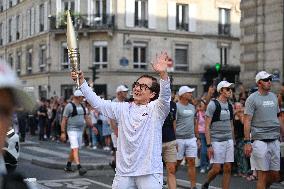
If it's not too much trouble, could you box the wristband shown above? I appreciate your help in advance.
[61,131,65,134]
[206,144,212,147]
[244,140,251,144]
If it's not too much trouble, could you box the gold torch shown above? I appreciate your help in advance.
[66,10,80,88]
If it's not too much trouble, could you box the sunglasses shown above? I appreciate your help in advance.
[261,77,272,82]
[132,82,152,91]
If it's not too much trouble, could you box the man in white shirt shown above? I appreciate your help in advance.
[71,52,171,189]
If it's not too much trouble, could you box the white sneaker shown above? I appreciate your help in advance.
[92,146,97,150]
[104,146,110,151]
[180,159,186,166]
[200,168,206,173]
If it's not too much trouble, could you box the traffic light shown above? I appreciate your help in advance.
[89,66,99,83]
[215,63,221,73]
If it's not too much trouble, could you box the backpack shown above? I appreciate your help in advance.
[69,102,86,117]
[211,99,233,123]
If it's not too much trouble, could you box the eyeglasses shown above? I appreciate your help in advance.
[132,81,151,91]
[261,77,272,82]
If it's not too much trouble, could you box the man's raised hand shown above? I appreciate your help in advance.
[151,52,171,80]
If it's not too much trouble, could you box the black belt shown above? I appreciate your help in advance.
[252,139,277,143]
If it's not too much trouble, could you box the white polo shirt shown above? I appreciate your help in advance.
[80,78,171,176]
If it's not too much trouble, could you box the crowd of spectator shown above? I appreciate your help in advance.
[10,79,284,185]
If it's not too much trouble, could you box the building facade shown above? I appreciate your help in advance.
[0,0,241,100]
[240,0,283,87]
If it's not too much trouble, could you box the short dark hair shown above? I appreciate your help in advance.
[2,88,16,106]
[136,74,160,101]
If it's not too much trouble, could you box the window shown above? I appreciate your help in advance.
[63,0,75,12]
[133,43,147,69]
[8,18,12,42]
[39,45,46,72]
[0,0,3,12]
[8,0,12,8]
[176,4,188,31]
[8,54,13,69]
[26,48,33,74]
[134,0,148,27]
[16,52,21,76]
[16,15,20,40]
[39,4,44,32]
[218,8,230,35]
[61,42,69,70]
[94,0,106,16]
[175,45,188,71]
[93,41,108,69]
[220,47,228,66]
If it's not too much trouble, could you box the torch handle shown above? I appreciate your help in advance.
[76,75,80,89]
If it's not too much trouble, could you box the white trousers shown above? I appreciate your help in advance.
[112,174,163,189]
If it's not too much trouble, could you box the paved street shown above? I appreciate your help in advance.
[16,135,284,189]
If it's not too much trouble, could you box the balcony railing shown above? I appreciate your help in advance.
[218,24,231,35]
[134,19,148,28]
[176,23,188,31]
[49,13,115,31]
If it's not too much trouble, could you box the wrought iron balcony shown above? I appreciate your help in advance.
[218,24,231,36]
[134,19,148,28]
[176,23,188,31]
[49,13,115,31]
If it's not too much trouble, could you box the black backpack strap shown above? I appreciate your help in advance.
[228,103,233,120]
[81,103,86,115]
[211,99,221,123]
[70,102,77,117]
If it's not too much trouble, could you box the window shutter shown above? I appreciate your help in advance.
[44,2,48,31]
[26,10,30,36]
[188,4,196,32]
[31,7,34,35]
[75,0,80,12]
[125,0,134,27]
[35,5,40,33]
[148,0,156,29]
[56,0,61,13]
[56,0,61,27]
[12,16,16,41]
[87,0,92,25]
[106,0,112,14]
[168,1,176,30]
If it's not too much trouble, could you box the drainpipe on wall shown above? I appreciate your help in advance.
[262,0,265,71]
